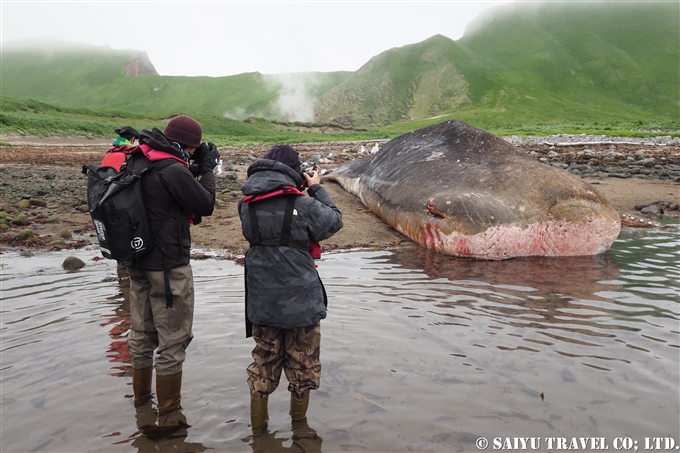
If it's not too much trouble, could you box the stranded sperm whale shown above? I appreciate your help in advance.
[326,120,621,260]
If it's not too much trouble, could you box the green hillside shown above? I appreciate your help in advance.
[457,1,679,124]
[1,1,678,135]
[0,44,351,120]
[315,1,679,127]
[0,97,388,147]
[314,35,473,126]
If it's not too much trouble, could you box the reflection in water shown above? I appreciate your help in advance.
[246,418,323,453]
[386,247,634,350]
[365,242,678,367]
[394,243,621,294]
[130,406,208,453]
[101,264,131,377]
[100,264,210,451]
[1,230,678,452]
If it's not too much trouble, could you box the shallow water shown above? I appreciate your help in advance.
[1,230,679,453]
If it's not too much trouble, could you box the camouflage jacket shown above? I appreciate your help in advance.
[238,159,343,336]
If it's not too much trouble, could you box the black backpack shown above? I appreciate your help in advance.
[82,157,175,262]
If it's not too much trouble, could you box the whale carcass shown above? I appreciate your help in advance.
[326,120,621,260]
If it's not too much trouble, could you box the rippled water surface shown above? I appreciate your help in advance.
[2,230,679,452]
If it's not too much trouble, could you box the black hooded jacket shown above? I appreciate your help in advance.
[127,128,215,271]
[238,160,343,334]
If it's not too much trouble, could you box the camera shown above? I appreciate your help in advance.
[302,170,315,187]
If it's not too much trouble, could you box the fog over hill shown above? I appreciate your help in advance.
[1,1,677,129]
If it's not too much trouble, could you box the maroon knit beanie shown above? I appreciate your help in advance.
[164,115,202,148]
[263,144,301,174]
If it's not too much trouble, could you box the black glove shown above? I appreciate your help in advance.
[204,142,220,169]
[189,143,206,177]
[189,142,220,176]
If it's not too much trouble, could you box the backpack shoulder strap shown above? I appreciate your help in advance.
[248,203,261,246]
[279,195,297,247]
[248,195,298,247]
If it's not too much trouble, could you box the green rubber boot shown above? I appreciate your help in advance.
[250,395,269,436]
[156,371,182,415]
[132,366,153,407]
[290,393,309,429]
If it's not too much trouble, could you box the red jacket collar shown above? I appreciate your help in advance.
[132,144,188,167]
[241,186,304,204]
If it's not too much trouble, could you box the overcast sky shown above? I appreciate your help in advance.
[1,1,512,77]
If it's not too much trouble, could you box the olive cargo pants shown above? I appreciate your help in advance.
[127,265,194,375]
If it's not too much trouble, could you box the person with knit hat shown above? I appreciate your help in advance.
[102,126,141,171]
[238,144,343,436]
[163,115,203,150]
[125,115,218,422]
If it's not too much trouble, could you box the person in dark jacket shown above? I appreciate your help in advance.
[126,115,219,417]
[238,144,343,435]
[103,126,140,171]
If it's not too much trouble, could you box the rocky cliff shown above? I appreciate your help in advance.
[123,52,158,76]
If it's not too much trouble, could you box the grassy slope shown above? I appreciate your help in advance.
[0,97,389,146]
[1,46,351,118]
[314,35,474,126]
[315,1,679,128]
[455,1,679,125]
[2,95,674,148]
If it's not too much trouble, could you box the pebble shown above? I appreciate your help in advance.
[640,205,664,215]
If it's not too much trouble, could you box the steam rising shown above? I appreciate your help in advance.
[269,73,317,122]
[265,73,323,123]
[223,107,249,121]
[223,73,321,122]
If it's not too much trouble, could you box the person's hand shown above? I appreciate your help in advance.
[190,142,220,176]
[189,143,207,176]
[201,142,220,170]
[189,161,201,177]
[303,170,321,186]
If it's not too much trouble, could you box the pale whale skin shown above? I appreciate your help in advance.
[326,120,621,260]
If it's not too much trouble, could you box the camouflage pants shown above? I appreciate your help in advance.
[247,323,321,400]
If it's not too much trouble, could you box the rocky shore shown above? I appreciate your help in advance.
[507,134,680,182]
[1,135,678,256]
[216,134,680,182]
